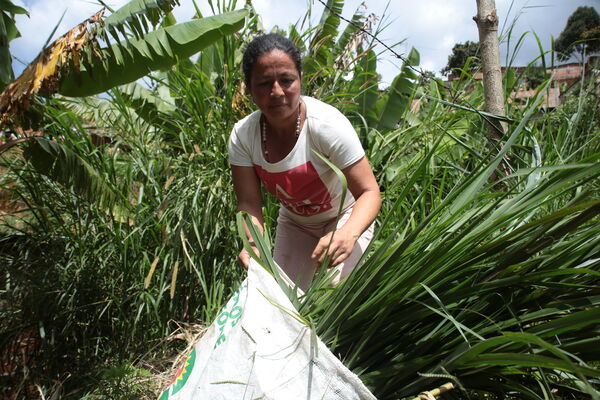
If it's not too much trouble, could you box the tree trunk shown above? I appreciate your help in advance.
[474,0,506,141]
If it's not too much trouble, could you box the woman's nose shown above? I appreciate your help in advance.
[271,80,284,97]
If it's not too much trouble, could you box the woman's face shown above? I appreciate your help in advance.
[248,49,301,125]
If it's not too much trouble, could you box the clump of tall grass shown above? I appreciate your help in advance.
[0,68,248,400]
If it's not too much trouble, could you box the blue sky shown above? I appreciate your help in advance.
[9,0,600,85]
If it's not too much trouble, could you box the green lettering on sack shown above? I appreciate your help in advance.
[214,282,245,349]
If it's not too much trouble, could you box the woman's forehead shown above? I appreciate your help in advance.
[253,70,297,80]
[253,50,298,72]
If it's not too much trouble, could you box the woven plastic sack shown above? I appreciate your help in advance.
[158,259,376,400]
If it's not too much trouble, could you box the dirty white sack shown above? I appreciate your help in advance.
[158,259,376,400]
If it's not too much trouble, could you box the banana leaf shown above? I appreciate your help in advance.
[334,6,365,59]
[59,10,247,97]
[103,0,179,41]
[117,81,178,131]
[376,47,420,131]
[308,0,343,65]
[351,48,379,130]
[0,0,28,89]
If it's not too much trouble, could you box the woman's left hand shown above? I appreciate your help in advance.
[311,228,358,267]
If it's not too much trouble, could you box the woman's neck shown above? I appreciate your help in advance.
[266,117,296,137]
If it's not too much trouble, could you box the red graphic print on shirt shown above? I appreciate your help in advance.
[254,162,333,217]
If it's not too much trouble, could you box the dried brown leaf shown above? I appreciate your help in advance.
[0,9,105,126]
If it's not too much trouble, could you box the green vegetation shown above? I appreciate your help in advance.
[1,0,599,399]
[555,6,600,61]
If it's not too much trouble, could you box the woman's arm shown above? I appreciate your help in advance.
[231,165,264,268]
[311,156,381,266]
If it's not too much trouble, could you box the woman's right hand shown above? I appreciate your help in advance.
[238,245,259,269]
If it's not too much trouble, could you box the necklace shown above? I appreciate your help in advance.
[261,101,302,162]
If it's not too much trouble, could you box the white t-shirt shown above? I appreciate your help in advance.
[228,96,365,225]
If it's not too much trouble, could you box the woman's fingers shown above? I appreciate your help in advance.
[238,249,250,269]
[312,231,356,267]
[238,246,260,269]
[325,248,350,267]
[311,233,331,262]
[332,250,350,266]
[312,233,340,263]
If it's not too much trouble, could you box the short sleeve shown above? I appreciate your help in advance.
[228,124,254,167]
[310,106,365,170]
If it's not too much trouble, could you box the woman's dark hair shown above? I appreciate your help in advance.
[242,33,302,86]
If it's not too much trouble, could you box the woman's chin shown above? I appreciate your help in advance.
[268,103,287,111]
[264,106,292,120]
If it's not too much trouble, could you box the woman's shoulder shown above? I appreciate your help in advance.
[229,110,260,165]
[233,109,261,134]
[303,96,364,167]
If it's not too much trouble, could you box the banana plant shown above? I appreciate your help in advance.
[306,0,343,67]
[301,0,370,97]
[0,0,248,125]
[375,47,420,132]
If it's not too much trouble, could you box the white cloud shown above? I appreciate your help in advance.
[252,0,313,31]
[422,60,435,72]
[442,35,456,49]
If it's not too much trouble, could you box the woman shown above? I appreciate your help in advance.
[229,33,381,290]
